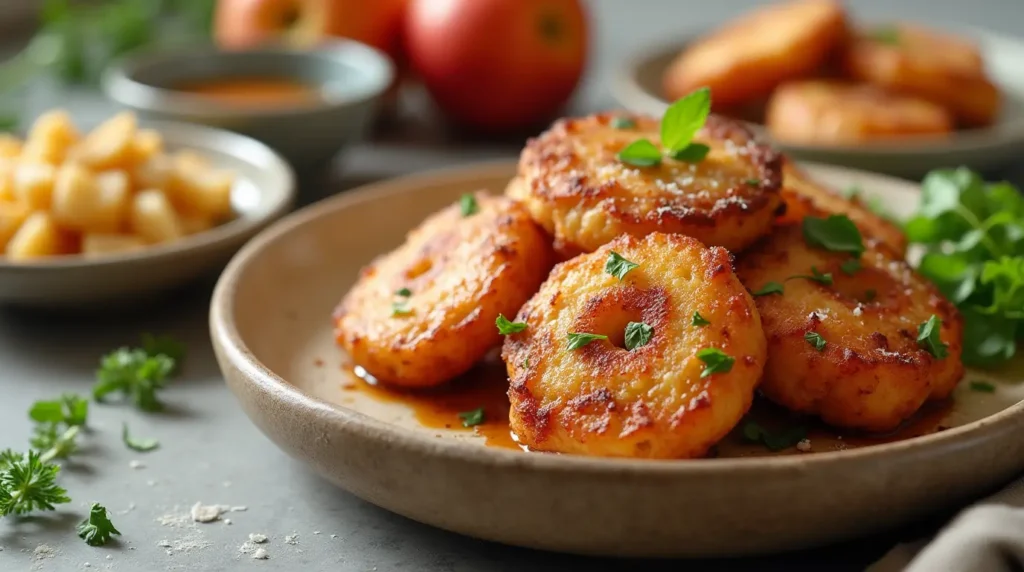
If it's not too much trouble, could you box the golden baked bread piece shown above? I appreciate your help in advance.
[735,219,964,433]
[765,80,954,145]
[842,23,1001,127]
[662,0,848,109]
[334,192,555,388]
[509,112,783,257]
[502,232,767,459]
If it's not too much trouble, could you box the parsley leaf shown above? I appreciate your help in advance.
[141,333,185,373]
[616,139,662,167]
[742,421,807,451]
[458,407,485,427]
[917,315,949,359]
[696,348,734,378]
[840,259,862,275]
[753,282,784,296]
[970,380,996,393]
[29,393,88,427]
[495,314,527,335]
[669,143,710,162]
[661,86,711,154]
[803,214,865,256]
[788,266,833,286]
[566,332,608,350]
[77,503,121,546]
[32,424,80,462]
[122,422,159,452]
[805,331,826,352]
[692,311,711,327]
[395,287,412,297]
[604,251,639,280]
[459,193,479,216]
[0,450,71,516]
[93,348,175,412]
[610,116,635,129]
[624,322,653,350]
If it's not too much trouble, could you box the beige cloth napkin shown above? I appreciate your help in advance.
[867,477,1024,572]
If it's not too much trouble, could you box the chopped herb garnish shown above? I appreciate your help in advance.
[917,315,949,359]
[616,139,662,167]
[692,311,711,327]
[805,331,827,352]
[610,116,636,129]
[753,282,785,296]
[616,87,712,167]
[604,251,639,280]
[495,314,527,335]
[77,503,121,546]
[29,393,88,427]
[141,333,186,372]
[788,266,833,286]
[459,193,479,216]
[696,348,734,378]
[395,287,412,297]
[840,259,862,275]
[458,407,485,427]
[566,332,609,350]
[742,421,807,451]
[0,450,71,516]
[32,425,80,462]
[122,422,159,452]
[669,143,710,162]
[624,322,653,350]
[802,214,865,256]
[970,380,996,393]
[391,302,412,316]
[92,347,175,412]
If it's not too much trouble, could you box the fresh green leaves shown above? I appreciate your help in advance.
[970,380,996,393]
[30,394,88,427]
[692,311,711,327]
[789,266,833,286]
[840,259,862,275]
[742,421,807,452]
[495,314,527,335]
[610,116,636,129]
[122,423,159,453]
[753,282,785,296]
[28,393,87,462]
[802,214,865,256]
[0,450,70,516]
[616,139,662,167]
[917,315,949,359]
[77,503,121,546]
[93,349,174,412]
[624,322,653,350]
[458,407,485,427]
[605,251,639,280]
[32,425,80,462]
[395,287,412,297]
[459,193,479,216]
[141,333,186,374]
[696,348,734,378]
[616,87,713,167]
[805,332,827,352]
[566,332,609,350]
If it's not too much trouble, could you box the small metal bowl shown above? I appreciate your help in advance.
[101,40,394,170]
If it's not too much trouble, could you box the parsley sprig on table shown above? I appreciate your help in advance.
[77,503,121,546]
[903,167,1024,367]
[0,450,71,516]
[92,335,185,412]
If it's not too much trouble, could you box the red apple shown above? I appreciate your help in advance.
[404,0,588,134]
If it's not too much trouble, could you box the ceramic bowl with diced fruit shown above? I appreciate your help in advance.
[0,109,295,310]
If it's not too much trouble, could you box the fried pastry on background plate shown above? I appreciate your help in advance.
[501,232,767,459]
[508,111,783,257]
[334,192,554,388]
[765,80,954,145]
[662,0,848,109]
[735,213,964,433]
[842,23,1001,127]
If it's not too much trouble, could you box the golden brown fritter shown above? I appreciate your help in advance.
[766,80,954,145]
[509,112,783,257]
[501,232,767,459]
[735,220,964,433]
[780,160,908,256]
[662,0,848,109]
[334,192,555,388]
[842,23,1001,127]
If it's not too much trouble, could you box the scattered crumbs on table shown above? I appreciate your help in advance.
[190,502,230,523]
[157,540,172,548]
[224,519,232,525]
[106,556,112,560]
[313,531,321,535]
[248,534,268,544]
[83,563,90,568]
[331,534,337,539]
[284,534,299,545]
[146,479,158,487]
[157,509,192,528]
[796,439,812,452]
[34,545,56,560]
[230,506,248,512]
[129,460,145,470]
[252,548,269,560]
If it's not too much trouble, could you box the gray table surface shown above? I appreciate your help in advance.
[2,1,1024,570]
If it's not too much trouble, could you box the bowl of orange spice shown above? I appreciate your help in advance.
[101,39,394,170]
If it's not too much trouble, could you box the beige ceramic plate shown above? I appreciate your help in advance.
[211,160,1024,558]
[0,120,296,310]
[611,26,1024,179]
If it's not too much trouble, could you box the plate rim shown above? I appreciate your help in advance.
[210,159,1024,475]
[610,25,1024,156]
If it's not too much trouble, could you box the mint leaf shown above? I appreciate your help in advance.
[803,215,865,255]
[805,331,826,352]
[696,348,734,378]
[624,322,653,350]
[669,143,710,163]
[604,251,639,280]
[661,86,711,153]
[616,139,661,167]
[495,314,527,335]
[459,193,479,216]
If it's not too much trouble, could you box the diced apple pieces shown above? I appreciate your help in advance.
[6,211,61,260]
[132,128,163,163]
[21,109,79,165]
[81,233,146,257]
[131,189,182,244]
[51,164,129,233]
[69,111,137,170]
[13,162,57,210]
[0,201,30,253]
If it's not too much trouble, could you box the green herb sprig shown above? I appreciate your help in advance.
[616,87,712,167]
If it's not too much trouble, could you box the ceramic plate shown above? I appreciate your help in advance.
[611,26,1024,179]
[0,120,296,310]
[210,161,1024,558]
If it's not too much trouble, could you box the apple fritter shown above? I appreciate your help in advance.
[334,192,555,388]
[508,112,783,257]
[735,218,964,433]
[662,0,848,109]
[502,232,767,459]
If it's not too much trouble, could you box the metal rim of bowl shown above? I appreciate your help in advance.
[0,120,297,271]
[99,39,395,119]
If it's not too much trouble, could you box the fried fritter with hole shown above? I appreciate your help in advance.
[780,160,908,256]
[334,192,555,388]
[766,80,954,145]
[735,220,964,433]
[509,112,783,257]
[502,232,767,459]
[662,0,848,109]
[843,23,1001,127]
